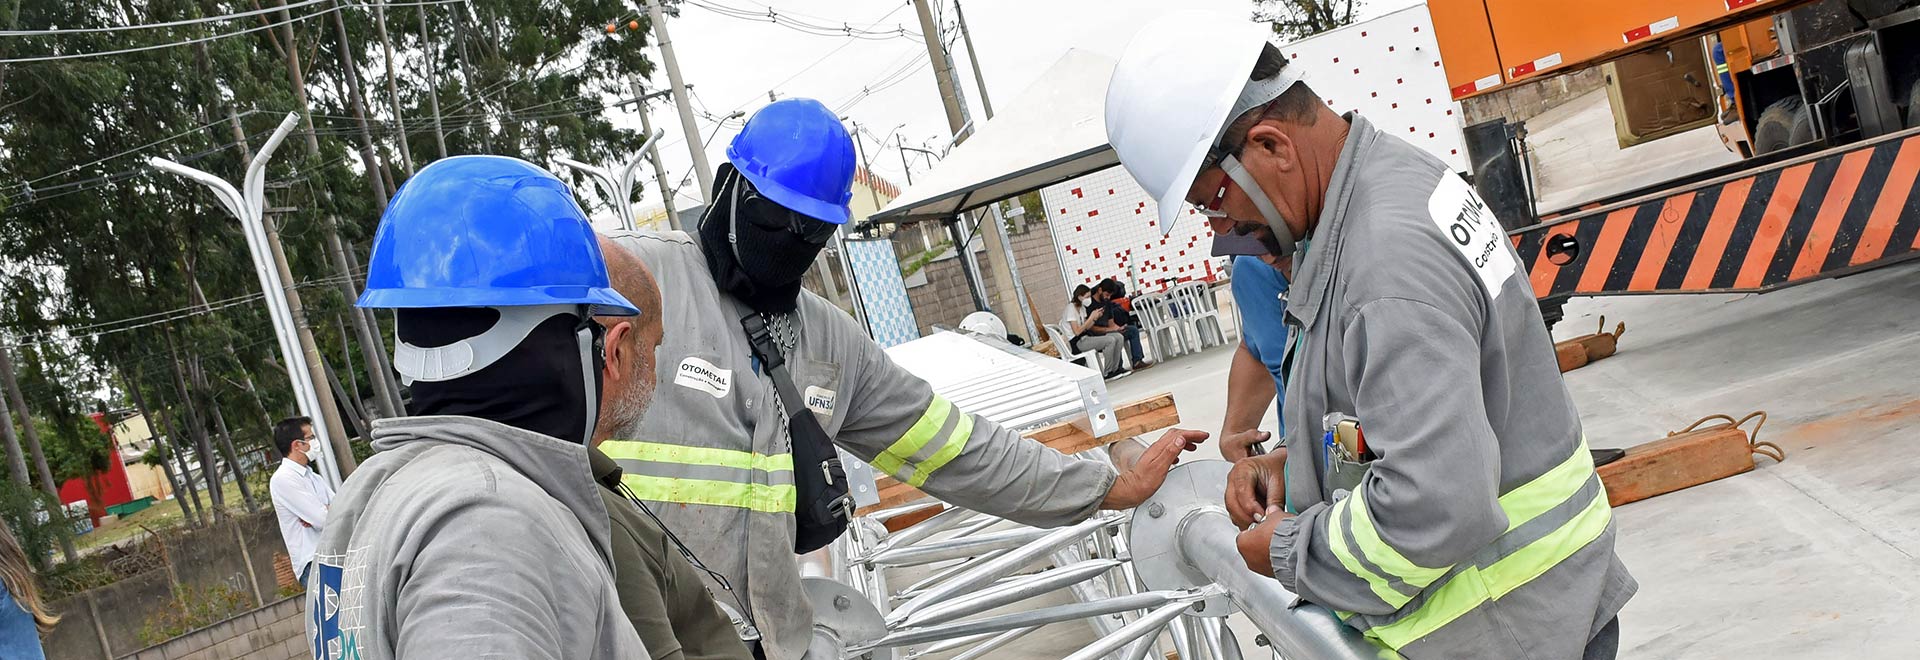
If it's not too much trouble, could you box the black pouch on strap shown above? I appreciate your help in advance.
[740,311,851,554]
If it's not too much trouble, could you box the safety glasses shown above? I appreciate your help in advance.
[1191,168,1234,219]
[741,185,841,245]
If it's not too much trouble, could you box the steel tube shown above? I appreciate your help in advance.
[867,526,1051,567]
[876,505,980,551]
[1060,601,1194,660]
[947,624,1042,660]
[894,549,1013,601]
[889,516,1116,624]
[854,589,1211,651]
[905,558,1123,627]
[1176,511,1398,659]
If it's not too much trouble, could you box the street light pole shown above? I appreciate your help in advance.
[555,129,665,233]
[148,112,350,489]
[644,0,715,203]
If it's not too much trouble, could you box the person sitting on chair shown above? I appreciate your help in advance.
[1060,284,1129,378]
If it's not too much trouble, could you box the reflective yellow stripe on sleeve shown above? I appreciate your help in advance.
[905,413,973,488]
[875,395,972,485]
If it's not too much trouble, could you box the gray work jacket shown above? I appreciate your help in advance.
[1269,115,1637,658]
[606,230,1117,660]
[304,416,647,660]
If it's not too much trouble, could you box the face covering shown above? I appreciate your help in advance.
[399,307,605,445]
[698,165,831,314]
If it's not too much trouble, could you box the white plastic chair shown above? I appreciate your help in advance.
[1044,323,1103,375]
[1132,294,1189,361]
[1173,282,1227,350]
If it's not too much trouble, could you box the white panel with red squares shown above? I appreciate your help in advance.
[1042,166,1228,296]
[1283,4,1471,173]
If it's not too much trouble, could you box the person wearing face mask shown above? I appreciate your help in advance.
[1060,284,1128,377]
[600,98,1209,660]
[304,155,649,660]
[1104,14,1634,659]
[268,416,334,588]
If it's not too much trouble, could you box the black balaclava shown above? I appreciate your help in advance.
[399,306,605,445]
[698,164,830,314]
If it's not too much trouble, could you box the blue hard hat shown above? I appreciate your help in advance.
[357,155,640,316]
[726,98,857,225]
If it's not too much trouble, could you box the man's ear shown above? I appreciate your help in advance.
[601,320,633,382]
[1245,123,1298,173]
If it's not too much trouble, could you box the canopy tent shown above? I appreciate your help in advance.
[870,50,1122,223]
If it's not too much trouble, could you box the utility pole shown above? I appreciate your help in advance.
[627,83,681,229]
[850,122,884,211]
[644,0,715,203]
[273,0,403,423]
[909,0,1034,341]
[953,0,994,120]
[912,0,969,139]
[373,0,415,174]
[897,134,915,185]
[452,2,491,152]
[419,4,448,158]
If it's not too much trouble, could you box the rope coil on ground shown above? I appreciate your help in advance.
[1670,411,1784,463]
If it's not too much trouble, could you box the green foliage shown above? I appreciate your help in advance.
[136,582,253,647]
[900,241,955,279]
[0,0,659,480]
[1253,0,1361,40]
[0,480,75,574]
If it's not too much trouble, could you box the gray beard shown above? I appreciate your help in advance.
[603,379,657,440]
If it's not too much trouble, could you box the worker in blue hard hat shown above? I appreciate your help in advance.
[595,98,1210,659]
[302,155,652,660]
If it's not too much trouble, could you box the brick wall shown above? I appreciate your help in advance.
[900,214,1071,340]
[118,596,306,660]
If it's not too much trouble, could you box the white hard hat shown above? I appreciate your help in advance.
[958,311,1008,339]
[1104,12,1297,237]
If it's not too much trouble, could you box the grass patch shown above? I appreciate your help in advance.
[77,480,260,552]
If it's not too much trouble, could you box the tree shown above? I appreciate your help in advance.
[1253,0,1360,40]
[0,0,661,541]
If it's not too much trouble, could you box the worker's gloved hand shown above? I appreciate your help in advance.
[1099,428,1209,510]
[1237,512,1290,577]
[1225,449,1288,528]
[1220,429,1272,462]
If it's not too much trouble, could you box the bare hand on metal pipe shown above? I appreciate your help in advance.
[1237,514,1285,577]
[1220,429,1272,462]
[1099,428,1209,510]
[1225,449,1288,528]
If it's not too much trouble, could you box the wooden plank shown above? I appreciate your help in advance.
[858,393,1181,514]
[1598,425,1755,507]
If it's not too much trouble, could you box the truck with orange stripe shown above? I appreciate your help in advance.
[1429,0,1920,325]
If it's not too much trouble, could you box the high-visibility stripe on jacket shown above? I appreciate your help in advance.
[1270,115,1635,659]
[1333,441,1612,649]
[602,440,798,514]
[606,231,1119,660]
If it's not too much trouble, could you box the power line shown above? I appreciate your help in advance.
[718,1,916,114]
[682,0,921,41]
[0,2,337,64]
[0,0,329,36]
[0,0,470,63]
[3,269,366,350]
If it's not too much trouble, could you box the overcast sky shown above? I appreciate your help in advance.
[613,0,1422,218]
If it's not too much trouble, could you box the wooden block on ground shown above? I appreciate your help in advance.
[1555,341,1590,372]
[858,393,1180,514]
[1598,425,1754,507]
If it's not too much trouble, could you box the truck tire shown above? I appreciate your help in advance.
[1754,97,1812,154]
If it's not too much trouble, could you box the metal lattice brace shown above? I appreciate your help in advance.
[1511,129,1920,301]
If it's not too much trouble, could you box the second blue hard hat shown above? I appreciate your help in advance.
[357,155,640,316]
[726,98,857,225]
